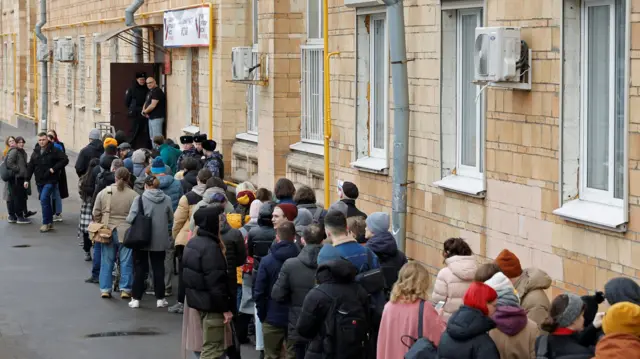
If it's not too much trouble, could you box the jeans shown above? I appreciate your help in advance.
[148,117,165,140]
[99,230,133,293]
[133,250,165,300]
[254,305,264,351]
[51,184,62,215]
[193,352,201,359]
[37,183,55,225]
[91,243,102,279]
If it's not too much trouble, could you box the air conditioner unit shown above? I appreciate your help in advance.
[344,0,384,7]
[37,43,49,62]
[231,47,253,81]
[474,27,521,83]
[55,37,75,62]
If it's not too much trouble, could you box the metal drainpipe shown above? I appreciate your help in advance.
[125,0,145,63]
[382,0,409,252]
[35,0,47,131]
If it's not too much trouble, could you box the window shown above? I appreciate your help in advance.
[353,12,389,171]
[301,44,324,143]
[307,0,322,41]
[435,6,485,196]
[580,0,625,206]
[93,36,102,109]
[554,0,628,231]
[78,36,86,106]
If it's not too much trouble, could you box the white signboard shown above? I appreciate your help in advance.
[163,6,210,48]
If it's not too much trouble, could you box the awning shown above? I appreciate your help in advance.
[95,23,163,43]
[95,23,168,55]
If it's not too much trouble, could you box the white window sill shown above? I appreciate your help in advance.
[351,156,389,174]
[181,125,201,135]
[236,132,258,143]
[289,142,324,156]
[553,199,627,233]
[434,175,486,198]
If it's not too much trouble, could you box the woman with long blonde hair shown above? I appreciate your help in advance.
[377,261,446,358]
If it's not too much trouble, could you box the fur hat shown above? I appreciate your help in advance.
[180,135,194,144]
[135,72,147,79]
[495,249,523,278]
[202,139,217,152]
[194,133,207,143]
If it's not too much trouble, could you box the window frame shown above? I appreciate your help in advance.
[579,0,623,207]
[307,0,323,43]
[455,8,484,180]
[368,13,389,160]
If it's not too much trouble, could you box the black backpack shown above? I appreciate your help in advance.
[402,300,438,359]
[355,249,387,323]
[318,286,369,359]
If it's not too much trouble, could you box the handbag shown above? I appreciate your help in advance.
[123,195,152,249]
[87,187,113,244]
[402,300,438,359]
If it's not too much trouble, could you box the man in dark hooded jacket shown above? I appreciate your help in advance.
[254,221,300,359]
[272,223,324,359]
[125,72,150,149]
[364,212,407,295]
[75,129,104,176]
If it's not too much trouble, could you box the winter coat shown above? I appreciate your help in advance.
[157,174,183,212]
[319,237,381,274]
[92,184,138,236]
[75,139,104,176]
[514,268,552,326]
[377,300,446,359]
[92,154,117,183]
[182,227,234,313]
[594,333,640,359]
[126,189,174,252]
[187,187,235,229]
[488,306,539,359]
[203,151,224,179]
[125,81,148,114]
[247,205,276,269]
[438,305,500,359]
[535,333,594,359]
[271,243,322,342]
[366,231,407,292]
[27,143,69,186]
[159,143,182,174]
[6,147,29,179]
[172,185,206,247]
[177,148,202,171]
[341,198,367,219]
[253,240,300,328]
[296,259,370,359]
[220,218,246,308]
[432,255,478,321]
[181,170,198,194]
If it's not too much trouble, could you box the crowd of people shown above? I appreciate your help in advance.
[2,128,640,359]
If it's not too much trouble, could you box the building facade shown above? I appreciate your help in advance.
[1,0,639,294]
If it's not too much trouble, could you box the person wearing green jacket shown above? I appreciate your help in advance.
[153,135,182,174]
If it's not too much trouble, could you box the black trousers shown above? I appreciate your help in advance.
[176,245,185,303]
[132,250,165,300]
[235,313,253,344]
[82,232,92,253]
[129,115,152,150]
[7,178,27,217]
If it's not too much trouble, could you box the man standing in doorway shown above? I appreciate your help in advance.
[125,72,150,149]
[142,77,167,141]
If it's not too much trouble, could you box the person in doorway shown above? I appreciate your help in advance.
[142,77,166,140]
[125,71,151,149]
[5,136,31,224]
[26,132,69,233]
[201,139,224,179]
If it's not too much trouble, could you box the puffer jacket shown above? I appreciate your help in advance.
[535,333,594,359]
[180,169,198,194]
[366,231,407,293]
[27,143,69,186]
[126,189,174,252]
[515,268,552,326]
[75,139,103,176]
[432,255,478,321]
[595,333,640,358]
[220,216,246,312]
[253,240,300,328]
[247,202,276,270]
[6,147,29,179]
[489,306,539,359]
[156,174,183,212]
[438,305,500,359]
[172,184,206,247]
[271,243,322,342]
[296,259,370,359]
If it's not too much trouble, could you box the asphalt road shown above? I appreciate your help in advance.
[0,126,260,359]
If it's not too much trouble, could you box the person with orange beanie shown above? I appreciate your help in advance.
[495,249,551,326]
[103,137,118,149]
[437,282,500,359]
[595,302,640,358]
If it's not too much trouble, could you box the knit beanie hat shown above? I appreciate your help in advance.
[237,190,256,206]
[602,302,640,336]
[103,137,118,149]
[89,128,101,140]
[581,291,605,325]
[495,249,523,278]
[132,149,147,164]
[249,200,263,220]
[604,277,640,306]
[366,212,390,235]
[151,157,165,174]
[556,293,585,328]
[485,272,520,307]
[341,181,359,199]
[276,203,298,221]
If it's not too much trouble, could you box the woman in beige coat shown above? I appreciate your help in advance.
[93,168,138,299]
[432,238,478,321]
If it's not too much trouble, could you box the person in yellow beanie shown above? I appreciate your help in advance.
[103,137,118,149]
[594,302,640,358]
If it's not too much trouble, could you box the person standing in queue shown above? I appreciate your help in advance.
[193,134,206,161]
[125,72,150,149]
[177,135,201,171]
[142,77,166,141]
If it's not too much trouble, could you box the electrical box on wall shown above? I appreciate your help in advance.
[37,43,49,62]
[55,37,75,62]
[474,27,521,82]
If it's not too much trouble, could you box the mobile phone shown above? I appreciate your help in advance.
[435,301,445,310]
[337,180,344,195]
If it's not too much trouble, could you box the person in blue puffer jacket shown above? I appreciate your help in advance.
[365,212,407,295]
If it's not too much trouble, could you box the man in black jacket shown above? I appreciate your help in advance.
[27,132,69,233]
[272,223,324,359]
[125,72,151,149]
[334,181,367,219]
[183,205,234,359]
[75,129,104,177]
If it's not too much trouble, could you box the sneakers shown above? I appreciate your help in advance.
[168,302,184,314]
[84,277,99,284]
[53,214,63,222]
[156,299,169,308]
[128,299,140,308]
[7,216,17,224]
[40,224,53,233]
[24,210,37,218]
[101,292,112,299]
[120,291,131,299]
[16,217,31,224]
[84,252,92,262]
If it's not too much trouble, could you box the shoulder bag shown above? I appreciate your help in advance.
[402,300,438,359]
[123,195,153,249]
[87,187,113,244]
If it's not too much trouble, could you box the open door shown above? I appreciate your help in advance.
[109,63,158,148]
